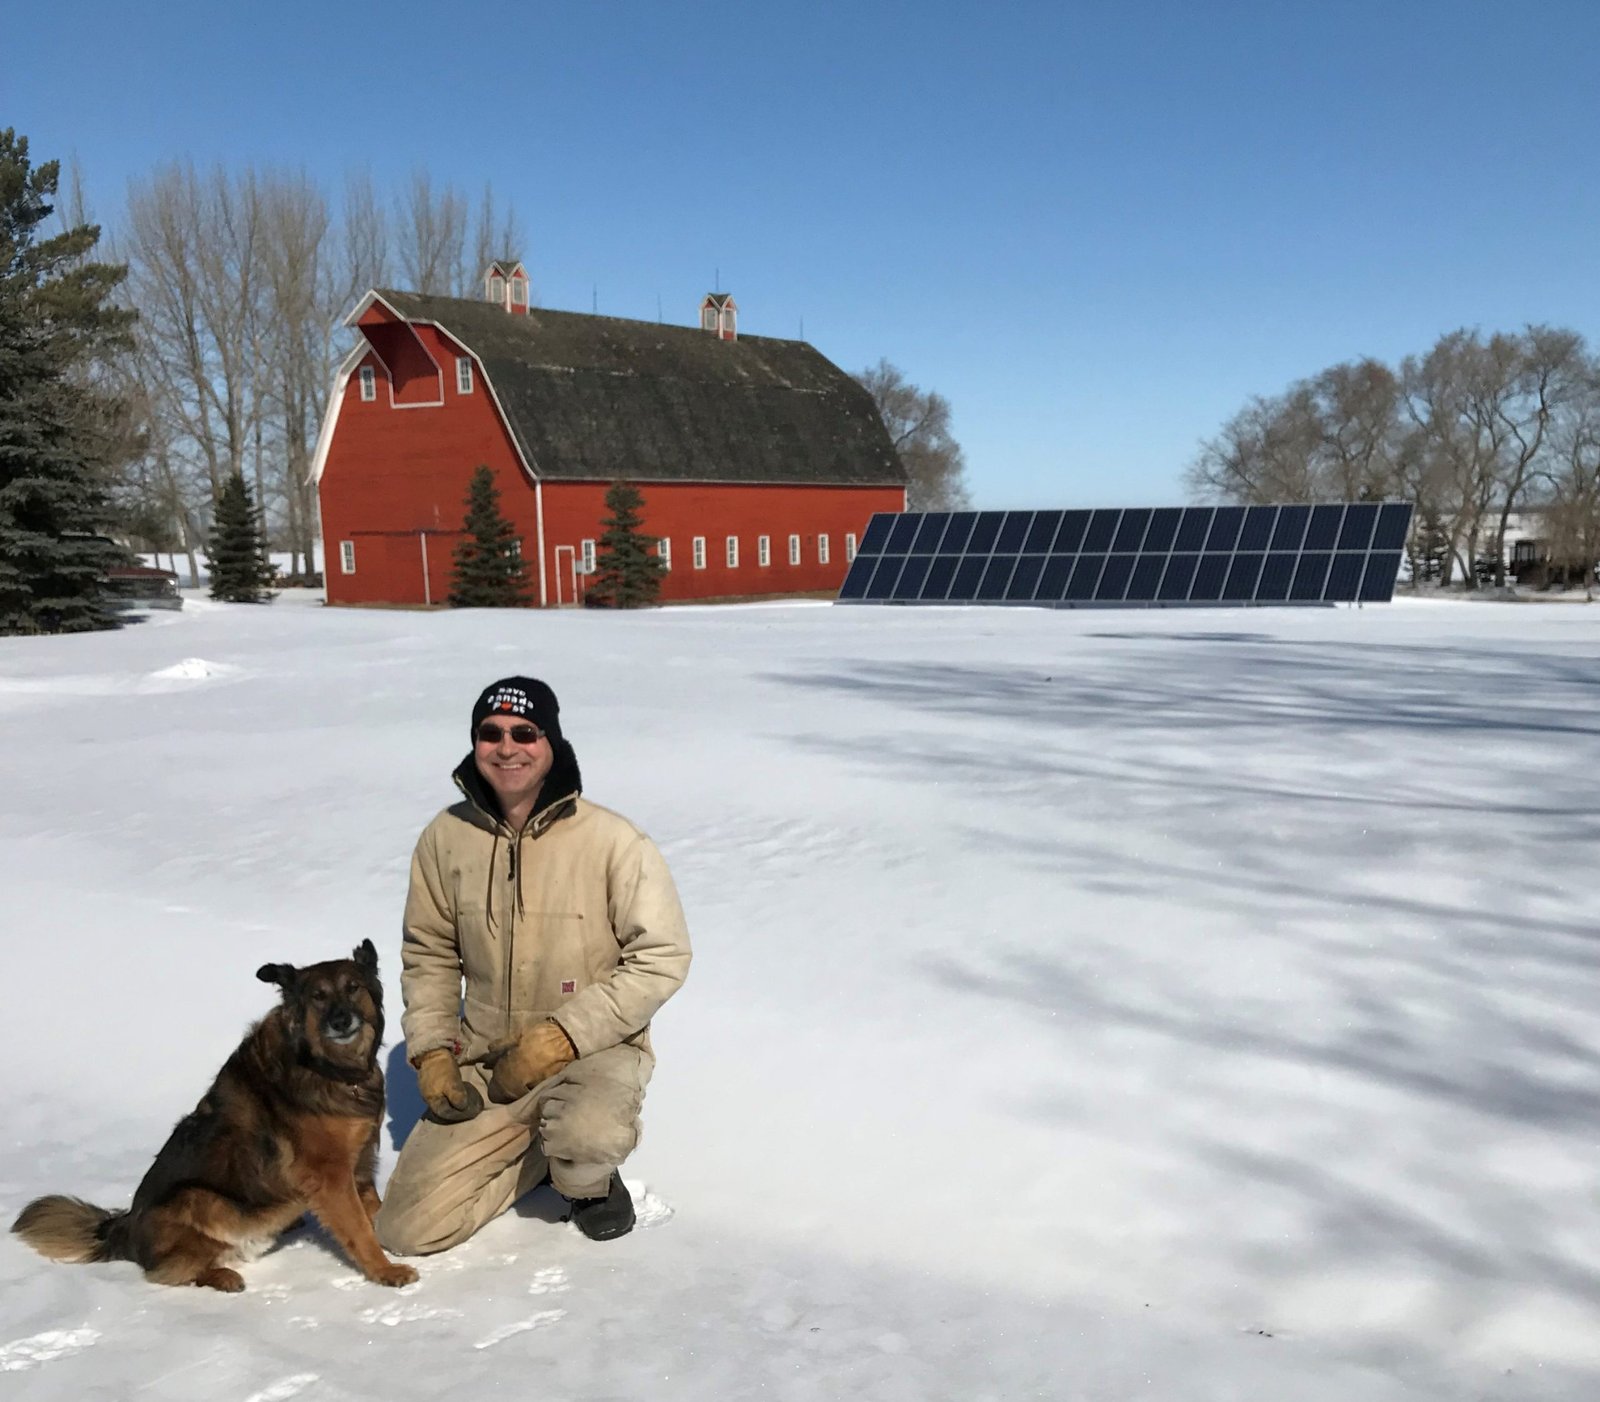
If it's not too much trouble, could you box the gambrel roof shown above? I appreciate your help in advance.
[370,290,905,488]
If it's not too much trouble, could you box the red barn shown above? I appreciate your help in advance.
[313,264,906,607]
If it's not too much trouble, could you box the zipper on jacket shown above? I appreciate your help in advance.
[505,833,516,1035]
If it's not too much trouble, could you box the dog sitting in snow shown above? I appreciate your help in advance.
[10,940,416,1292]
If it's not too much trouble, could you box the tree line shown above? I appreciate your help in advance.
[1187,327,1600,587]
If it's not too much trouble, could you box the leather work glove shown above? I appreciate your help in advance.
[414,1047,484,1124]
[484,1020,577,1104]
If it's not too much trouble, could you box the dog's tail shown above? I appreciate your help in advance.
[11,1195,132,1264]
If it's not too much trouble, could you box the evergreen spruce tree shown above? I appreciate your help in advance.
[207,472,276,602]
[588,480,665,608]
[1414,505,1449,585]
[0,129,136,634]
[449,465,531,607]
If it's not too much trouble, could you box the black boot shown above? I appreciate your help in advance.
[567,1172,635,1241]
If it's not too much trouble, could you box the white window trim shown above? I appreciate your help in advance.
[658,537,671,571]
[456,357,473,394]
[758,535,770,567]
[726,535,739,568]
[692,536,706,570]
[340,540,356,574]
[509,276,527,306]
[488,274,506,307]
[788,533,801,566]
[818,534,830,565]
[845,532,857,562]
[581,539,596,574]
[359,366,376,402]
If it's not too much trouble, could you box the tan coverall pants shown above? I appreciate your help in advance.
[376,1043,650,1256]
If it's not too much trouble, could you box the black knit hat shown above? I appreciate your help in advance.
[471,676,562,744]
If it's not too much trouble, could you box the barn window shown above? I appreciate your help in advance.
[726,535,739,568]
[487,272,506,306]
[693,536,706,570]
[845,532,857,562]
[359,366,376,402]
[340,541,356,574]
[509,276,527,307]
[817,534,830,565]
[658,537,671,571]
[758,535,770,567]
[581,539,596,574]
[456,357,473,394]
[701,307,718,332]
[788,534,801,566]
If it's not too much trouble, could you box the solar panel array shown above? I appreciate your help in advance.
[838,502,1412,608]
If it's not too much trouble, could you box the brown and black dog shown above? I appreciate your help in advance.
[11,939,417,1292]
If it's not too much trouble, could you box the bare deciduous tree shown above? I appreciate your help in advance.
[124,163,267,505]
[1193,328,1596,590]
[470,183,526,295]
[341,169,390,296]
[853,359,971,511]
[1537,367,1600,598]
[1314,359,1404,502]
[1187,361,1403,507]
[395,170,467,296]
[258,172,338,577]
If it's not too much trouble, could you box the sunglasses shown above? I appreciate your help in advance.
[475,721,546,746]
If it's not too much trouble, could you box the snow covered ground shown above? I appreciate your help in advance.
[3,592,1600,1399]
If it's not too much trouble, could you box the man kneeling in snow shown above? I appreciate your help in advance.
[377,676,691,1252]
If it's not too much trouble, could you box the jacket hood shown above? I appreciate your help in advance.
[452,736,583,833]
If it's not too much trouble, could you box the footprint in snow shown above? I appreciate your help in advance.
[360,1301,463,1328]
[474,1310,566,1350]
[528,1266,569,1295]
[0,1327,99,1373]
[243,1375,319,1402]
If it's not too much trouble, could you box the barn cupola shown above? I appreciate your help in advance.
[700,292,737,341]
[484,261,530,315]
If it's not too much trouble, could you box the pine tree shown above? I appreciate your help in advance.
[0,129,136,634]
[588,480,665,608]
[450,465,531,607]
[1413,505,1449,585]
[207,472,276,602]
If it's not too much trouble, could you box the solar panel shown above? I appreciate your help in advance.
[838,501,1413,608]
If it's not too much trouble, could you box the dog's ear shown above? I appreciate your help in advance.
[256,962,297,991]
[352,939,378,976]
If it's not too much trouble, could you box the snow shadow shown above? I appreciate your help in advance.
[384,1042,426,1149]
[772,633,1600,744]
[765,628,1600,1376]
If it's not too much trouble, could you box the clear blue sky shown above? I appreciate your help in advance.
[9,1,1600,507]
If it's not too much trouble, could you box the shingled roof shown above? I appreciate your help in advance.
[373,290,905,488]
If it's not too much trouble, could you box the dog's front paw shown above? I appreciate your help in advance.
[370,1261,419,1288]
[196,1266,246,1292]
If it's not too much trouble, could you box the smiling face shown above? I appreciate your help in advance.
[473,716,554,826]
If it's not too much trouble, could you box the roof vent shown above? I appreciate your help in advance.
[700,292,737,342]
